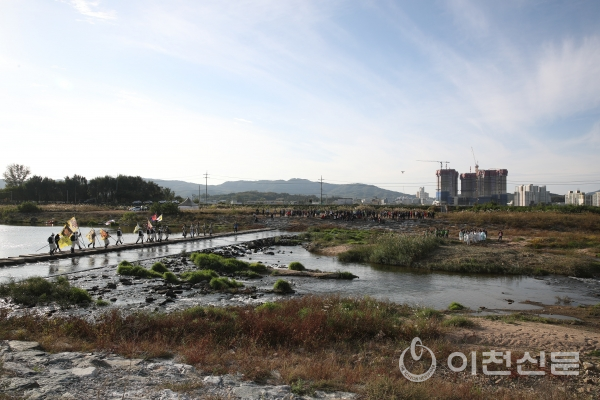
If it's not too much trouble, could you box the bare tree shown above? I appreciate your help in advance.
[3,164,31,187]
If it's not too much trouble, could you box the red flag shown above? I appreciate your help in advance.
[151,214,157,221]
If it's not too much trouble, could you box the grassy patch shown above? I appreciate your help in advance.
[448,302,466,311]
[95,299,110,307]
[442,316,475,327]
[337,233,441,267]
[117,262,163,279]
[151,262,169,273]
[163,272,180,284]
[483,313,557,324]
[273,279,294,293]
[0,276,91,307]
[255,302,282,312]
[288,261,306,271]
[209,277,243,290]
[248,262,269,273]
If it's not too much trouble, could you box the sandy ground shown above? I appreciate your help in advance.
[448,319,600,352]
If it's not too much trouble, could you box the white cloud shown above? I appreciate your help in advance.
[68,0,116,21]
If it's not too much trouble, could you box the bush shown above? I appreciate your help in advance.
[163,272,180,284]
[448,302,466,311]
[288,262,306,271]
[221,258,250,273]
[239,270,261,279]
[273,279,294,293]
[415,308,443,320]
[190,253,227,270]
[248,262,268,273]
[180,270,218,284]
[0,276,91,306]
[209,277,243,290]
[151,262,169,273]
[96,299,110,307]
[116,262,162,279]
[17,202,41,213]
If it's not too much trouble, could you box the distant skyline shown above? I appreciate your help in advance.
[1,1,599,195]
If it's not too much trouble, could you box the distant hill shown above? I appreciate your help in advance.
[146,178,409,200]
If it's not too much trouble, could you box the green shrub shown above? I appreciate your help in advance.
[116,263,162,279]
[180,269,218,284]
[0,276,91,306]
[337,246,373,263]
[248,262,268,273]
[150,201,180,215]
[96,299,110,307]
[17,202,41,213]
[240,270,261,279]
[209,277,243,290]
[151,262,169,273]
[334,271,357,279]
[273,279,294,293]
[221,258,250,273]
[448,302,466,311]
[163,272,180,283]
[415,308,443,320]
[442,316,475,327]
[288,262,305,271]
[190,253,227,270]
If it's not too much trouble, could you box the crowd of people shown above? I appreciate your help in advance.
[181,222,213,238]
[459,229,488,245]
[251,208,436,222]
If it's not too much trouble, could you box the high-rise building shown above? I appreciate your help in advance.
[514,184,550,206]
[436,169,458,203]
[416,187,429,199]
[460,173,477,198]
[565,190,585,205]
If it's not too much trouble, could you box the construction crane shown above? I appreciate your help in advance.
[471,147,479,173]
[417,160,451,169]
[417,160,451,201]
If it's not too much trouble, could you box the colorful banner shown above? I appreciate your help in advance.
[147,220,153,229]
[99,229,109,240]
[151,214,158,221]
[157,214,163,222]
[133,223,141,234]
[86,229,96,243]
[58,224,73,248]
[68,217,79,232]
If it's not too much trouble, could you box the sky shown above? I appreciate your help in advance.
[1,0,600,196]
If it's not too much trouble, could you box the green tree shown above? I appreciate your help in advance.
[3,164,31,187]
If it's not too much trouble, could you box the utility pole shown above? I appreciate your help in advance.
[198,184,201,208]
[204,172,209,205]
[319,176,324,205]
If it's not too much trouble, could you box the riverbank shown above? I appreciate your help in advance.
[1,295,599,399]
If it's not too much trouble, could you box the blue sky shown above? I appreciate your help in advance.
[1,0,599,195]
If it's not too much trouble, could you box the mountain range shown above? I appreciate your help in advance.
[146,178,409,200]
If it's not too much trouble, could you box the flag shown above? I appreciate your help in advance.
[133,223,141,234]
[151,214,158,221]
[86,229,96,243]
[68,217,79,232]
[157,214,163,222]
[58,224,73,248]
[147,220,153,229]
[99,229,109,240]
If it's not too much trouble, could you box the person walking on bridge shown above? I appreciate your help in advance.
[48,233,56,255]
[115,227,123,245]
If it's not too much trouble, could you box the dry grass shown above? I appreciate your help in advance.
[0,297,586,399]
[440,211,600,232]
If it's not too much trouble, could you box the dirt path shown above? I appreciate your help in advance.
[448,319,600,352]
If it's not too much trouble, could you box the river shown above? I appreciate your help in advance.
[1,224,599,310]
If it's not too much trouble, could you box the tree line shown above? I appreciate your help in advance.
[1,164,175,204]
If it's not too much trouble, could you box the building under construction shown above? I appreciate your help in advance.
[435,169,458,203]
[458,169,509,205]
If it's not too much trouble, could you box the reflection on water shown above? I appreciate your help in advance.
[2,224,599,311]
[0,226,283,282]
[244,245,600,310]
